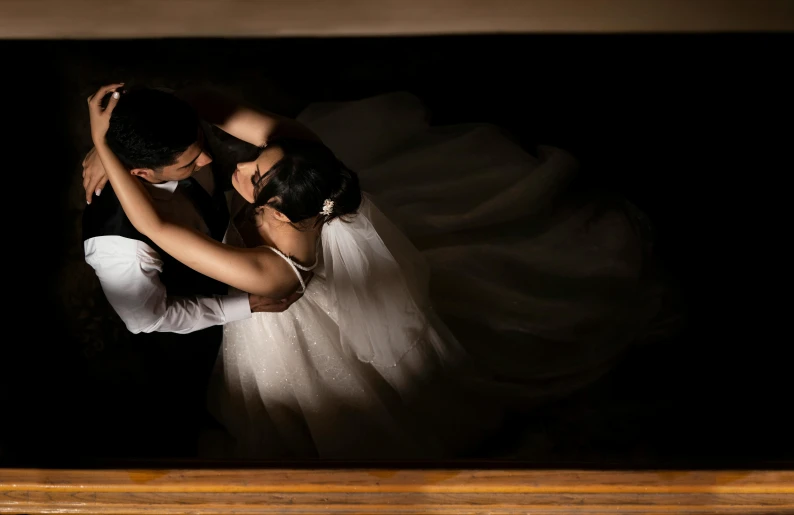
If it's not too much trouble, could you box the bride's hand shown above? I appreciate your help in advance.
[82,147,109,204]
[87,83,124,147]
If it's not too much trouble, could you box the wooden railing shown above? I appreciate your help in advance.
[2,468,793,514]
[1,0,793,38]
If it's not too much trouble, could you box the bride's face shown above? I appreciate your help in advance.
[232,145,285,203]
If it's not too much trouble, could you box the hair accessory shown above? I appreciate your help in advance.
[321,199,334,216]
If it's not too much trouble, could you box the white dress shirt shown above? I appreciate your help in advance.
[84,166,251,334]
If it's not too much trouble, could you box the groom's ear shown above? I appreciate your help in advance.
[130,168,157,182]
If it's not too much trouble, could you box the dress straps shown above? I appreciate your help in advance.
[261,246,318,294]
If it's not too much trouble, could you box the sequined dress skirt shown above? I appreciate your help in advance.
[210,264,502,459]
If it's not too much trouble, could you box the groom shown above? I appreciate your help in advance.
[81,87,301,456]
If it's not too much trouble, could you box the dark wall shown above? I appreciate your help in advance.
[1,34,791,467]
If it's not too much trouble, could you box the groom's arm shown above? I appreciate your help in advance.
[84,236,252,334]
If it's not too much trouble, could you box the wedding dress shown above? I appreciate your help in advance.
[212,196,502,459]
[208,92,675,459]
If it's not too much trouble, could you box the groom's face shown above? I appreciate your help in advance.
[132,133,213,183]
[155,141,213,182]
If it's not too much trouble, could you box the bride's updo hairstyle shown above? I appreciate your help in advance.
[253,138,362,229]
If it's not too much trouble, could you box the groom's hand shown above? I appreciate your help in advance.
[248,272,313,312]
[248,290,304,313]
[82,147,110,205]
[248,293,292,313]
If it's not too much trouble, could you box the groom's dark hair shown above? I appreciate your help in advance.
[106,88,199,171]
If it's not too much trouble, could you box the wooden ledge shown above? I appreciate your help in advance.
[2,468,793,514]
[1,0,793,39]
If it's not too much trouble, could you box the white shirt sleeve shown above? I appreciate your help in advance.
[84,236,251,334]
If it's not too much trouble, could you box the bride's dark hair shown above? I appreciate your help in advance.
[252,138,362,228]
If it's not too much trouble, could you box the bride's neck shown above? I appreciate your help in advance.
[255,211,319,265]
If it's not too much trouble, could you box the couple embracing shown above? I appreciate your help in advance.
[83,83,672,459]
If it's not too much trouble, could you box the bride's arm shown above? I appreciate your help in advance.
[178,87,319,147]
[87,84,300,299]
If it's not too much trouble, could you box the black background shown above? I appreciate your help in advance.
[1,33,791,467]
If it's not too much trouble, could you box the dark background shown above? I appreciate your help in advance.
[1,33,791,467]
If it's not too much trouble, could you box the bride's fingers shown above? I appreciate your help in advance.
[86,174,108,201]
[105,88,121,113]
[96,176,108,196]
[88,83,125,107]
